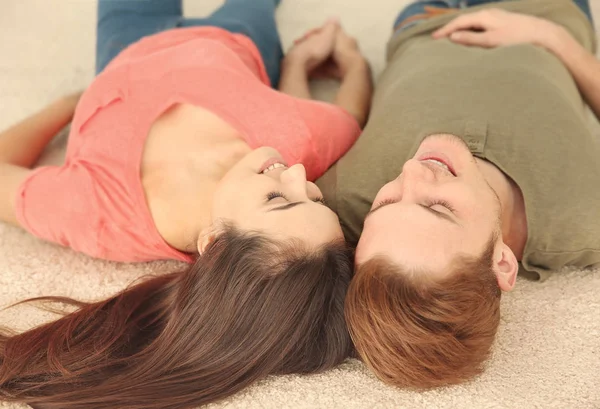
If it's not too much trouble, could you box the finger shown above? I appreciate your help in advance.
[448,30,496,48]
[336,25,349,40]
[300,18,338,47]
[325,16,340,27]
[321,17,340,37]
[432,12,490,38]
[316,18,340,50]
[336,28,359,49]
[293,27,321,44]
[305,17,339,39]
[303,27,321,39]
[295,18,337,44]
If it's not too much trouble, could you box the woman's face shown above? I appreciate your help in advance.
[211,147,343,246]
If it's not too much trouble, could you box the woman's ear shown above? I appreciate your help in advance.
[197,223,223,255]
[493,242,519,291]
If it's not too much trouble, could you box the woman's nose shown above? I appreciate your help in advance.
[281,163,307,184]
[280,164,310,197]
[305,181,322,198]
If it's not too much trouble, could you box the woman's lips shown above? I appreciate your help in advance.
[259,157,288,174]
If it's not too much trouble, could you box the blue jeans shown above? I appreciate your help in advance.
[96,0,283,87]
[393,0,594,33]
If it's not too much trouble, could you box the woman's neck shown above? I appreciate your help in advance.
[142,103,252,253]
[144,140,251,253]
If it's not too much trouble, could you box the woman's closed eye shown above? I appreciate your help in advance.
[266,191,289,202]
[266,191,326,205]
[313,197,326,205]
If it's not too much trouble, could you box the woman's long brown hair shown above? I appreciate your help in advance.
[0,226,354,409]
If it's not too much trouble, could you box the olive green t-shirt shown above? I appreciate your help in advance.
[316,0,600,280]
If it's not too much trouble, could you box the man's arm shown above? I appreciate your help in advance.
[433,9,600,120]
[546,29,600,120]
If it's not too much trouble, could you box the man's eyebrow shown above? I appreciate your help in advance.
[364,202,459,226]
[364,201,397,220]
[268,202,305,212]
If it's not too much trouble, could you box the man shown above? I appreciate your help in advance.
[316,0,600,389]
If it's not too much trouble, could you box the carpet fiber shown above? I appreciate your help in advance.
[1,1,599,408]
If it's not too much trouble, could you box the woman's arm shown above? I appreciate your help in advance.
[0,92,80,226]
[0,164,30,226]
[432,9,600,119]
[0,92,80,167]
[278,56,312,99]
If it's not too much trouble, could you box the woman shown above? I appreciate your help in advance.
[0,0,372,407]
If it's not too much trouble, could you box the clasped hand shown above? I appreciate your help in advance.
[286,18,365,79]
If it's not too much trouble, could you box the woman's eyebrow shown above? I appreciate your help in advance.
[269,202,305,212]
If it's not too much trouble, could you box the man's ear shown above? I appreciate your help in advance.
[493,242,518,291]
[197,223,223,255]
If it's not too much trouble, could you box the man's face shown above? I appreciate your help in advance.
[356,134,502,277]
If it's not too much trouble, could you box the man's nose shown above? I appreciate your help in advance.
[401,159,434,180]
[397,159,435,200]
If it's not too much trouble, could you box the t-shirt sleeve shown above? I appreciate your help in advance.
[15,164,101,256]
[295,100,361,180]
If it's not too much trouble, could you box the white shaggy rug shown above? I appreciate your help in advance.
[0,1,599,408]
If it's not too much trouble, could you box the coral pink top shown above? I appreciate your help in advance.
[15,27,360,263]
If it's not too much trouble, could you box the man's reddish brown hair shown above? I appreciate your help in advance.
[345,241,501,389]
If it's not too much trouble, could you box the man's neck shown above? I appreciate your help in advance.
[476,158,528,260]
